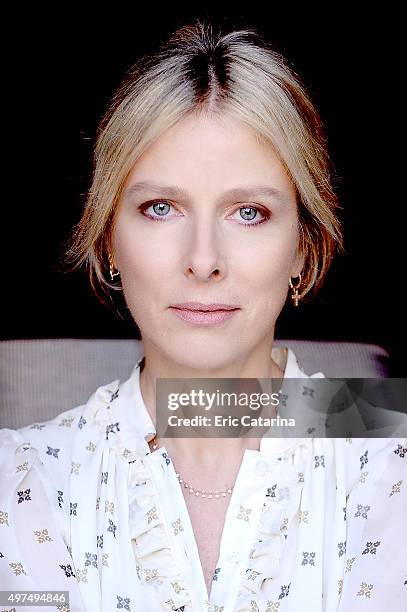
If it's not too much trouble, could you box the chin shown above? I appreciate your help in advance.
[165,343,233,371]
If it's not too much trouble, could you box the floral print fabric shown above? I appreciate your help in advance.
[0,347,406,611]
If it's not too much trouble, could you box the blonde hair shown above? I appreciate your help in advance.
[62,19,344,309]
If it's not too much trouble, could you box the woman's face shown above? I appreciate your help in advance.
[112,112,304,369]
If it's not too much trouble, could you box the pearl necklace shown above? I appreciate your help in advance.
[148,434,234,499]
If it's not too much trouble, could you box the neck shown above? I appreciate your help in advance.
[139,345,288,481]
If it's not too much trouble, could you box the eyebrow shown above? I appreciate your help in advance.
[122,181,287,205]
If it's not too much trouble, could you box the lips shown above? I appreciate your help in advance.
[169,307,238,325]
[170,302,240,312]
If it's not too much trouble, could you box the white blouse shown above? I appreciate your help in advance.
[0,347,406,612]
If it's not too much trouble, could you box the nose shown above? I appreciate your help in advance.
[183,217,226,282]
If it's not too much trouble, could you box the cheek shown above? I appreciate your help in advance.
[235,226,298,291]
[114,222,167,277]
[235,231,298,325]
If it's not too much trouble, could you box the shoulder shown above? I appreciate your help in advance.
[0,376,122,500]
[1,403,86,478]
[333,437,407,497]
[284,346,326,378]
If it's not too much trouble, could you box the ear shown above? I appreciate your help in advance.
[291,246,305,279]
[107,233,118,268]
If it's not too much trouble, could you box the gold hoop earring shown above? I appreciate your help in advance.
[108,253,120,281]
[289,272,302,307]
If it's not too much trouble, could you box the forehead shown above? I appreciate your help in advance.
[124,112,295,199]
[138,112,276,160]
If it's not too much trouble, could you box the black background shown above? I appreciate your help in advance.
[3,9,404,374]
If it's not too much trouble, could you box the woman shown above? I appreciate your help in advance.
[1,20,406,612]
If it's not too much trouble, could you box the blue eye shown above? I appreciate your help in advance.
[139,200,270,227]
[240,207,257,221]
[139,200,176,222]
[150,201,171,216]
[234,206,268,227]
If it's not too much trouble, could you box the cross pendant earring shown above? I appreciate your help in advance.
[291,288,299,307]
[289,272,302,307]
